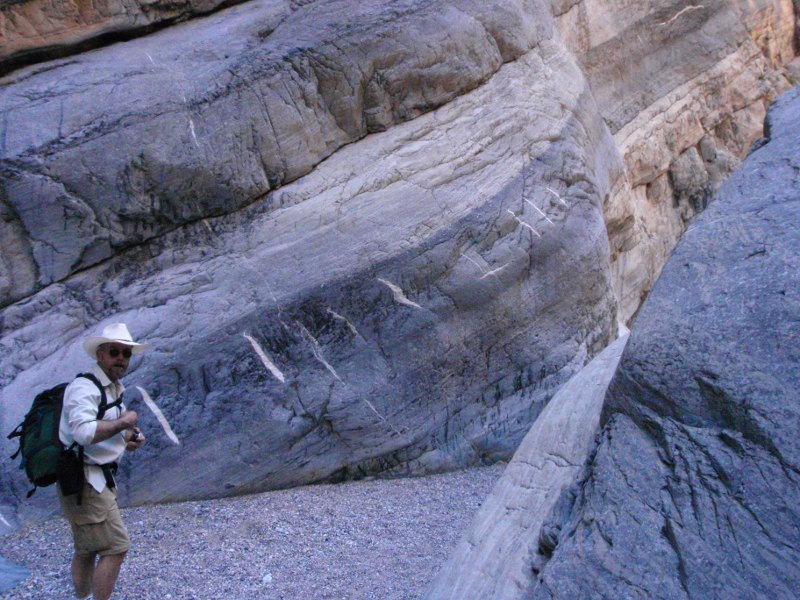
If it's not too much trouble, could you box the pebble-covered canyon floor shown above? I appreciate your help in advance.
[0,463,504,599]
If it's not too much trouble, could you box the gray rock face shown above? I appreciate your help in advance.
[0,0,620,520]
[0,0,550,308]
[0,0,796,527]
[425,332,629,599]
[529,85,800,599]
[0,556,28,594]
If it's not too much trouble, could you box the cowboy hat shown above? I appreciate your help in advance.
[83,323,147,358]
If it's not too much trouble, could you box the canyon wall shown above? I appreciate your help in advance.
[0,0,796,528]
[556,0,795,321]
[429,83,800,600]
[538,84,800,599]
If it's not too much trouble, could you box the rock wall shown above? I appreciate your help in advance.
[796,0,800,50]
[556,0,794,321]
[530,84,800,599]
[425,333,629,599]
[0,0,240,75]
[428,82,800,600]
[1,0,621,525]
[0,0,796,527]
[0,0,551,309]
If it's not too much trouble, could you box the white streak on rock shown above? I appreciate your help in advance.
[243,333,286,383]
[524,198,555,224]
[0,511,11,529]
[507,210,542,238]
[361,397,404,436]
[296,322,401,434]
[545,187,567,205]
[298,323,342,382]
[326,308,361,338]
[377,278,422,309]
[460,252,487,274]
[479,263,509,280]
[136,386,180,446]
[461,252,508,281]
[144,52,156,65]
[189,119,200,147]
[660,5,704,27]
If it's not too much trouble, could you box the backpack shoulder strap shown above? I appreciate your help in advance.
[7,423,23,459]
[7,423,23,441]
[76,372,121,420]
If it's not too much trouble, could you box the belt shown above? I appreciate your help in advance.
[86,462,119,489]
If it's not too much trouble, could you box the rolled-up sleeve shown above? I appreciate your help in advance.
[63,379,101,446]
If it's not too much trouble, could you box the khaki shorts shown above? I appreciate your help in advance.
[58,483,130,557]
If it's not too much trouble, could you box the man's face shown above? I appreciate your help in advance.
[96,343,132,382]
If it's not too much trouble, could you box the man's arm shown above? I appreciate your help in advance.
[63,378,138,445]
[91,411,138,444]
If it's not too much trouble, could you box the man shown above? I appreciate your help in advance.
[58,323,147,600]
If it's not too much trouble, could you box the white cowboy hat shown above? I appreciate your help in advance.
[83,323,147,358]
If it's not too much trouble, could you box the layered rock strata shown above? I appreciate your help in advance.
[556,0,795,321]
[534,85,800,599]
[1,0,620,520]
[0,0,239,75]
[0,0,797,524]
[0,0,552,309]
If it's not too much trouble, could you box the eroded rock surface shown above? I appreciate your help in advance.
[0,0,550,308]
[425,332,629,599]
[529,85,800,599]
[0,0,797,526]
[556,0,795,321]
[1,0,620,523]
[0,0,240,74]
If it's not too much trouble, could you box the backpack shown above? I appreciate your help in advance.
[7,373,119,498]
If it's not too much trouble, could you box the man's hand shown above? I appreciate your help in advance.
[125,427,146,451]
[119,410,138,430]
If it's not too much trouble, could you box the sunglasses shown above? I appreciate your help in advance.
[106,347,133,358]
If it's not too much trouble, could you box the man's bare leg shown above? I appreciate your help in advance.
[71,552,95,598]
[92,552,126,600]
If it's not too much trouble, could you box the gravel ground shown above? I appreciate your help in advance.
[0,464,504,599]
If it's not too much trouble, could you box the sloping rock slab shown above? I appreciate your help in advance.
[530,85,800,599]
[425,332,629,599]
[0,0,550,308]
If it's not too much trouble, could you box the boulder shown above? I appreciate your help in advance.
[528,85,800,599]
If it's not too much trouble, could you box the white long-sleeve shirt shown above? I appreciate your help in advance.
[59,364,127,493]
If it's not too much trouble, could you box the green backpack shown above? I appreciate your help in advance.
[7,373,113,497]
